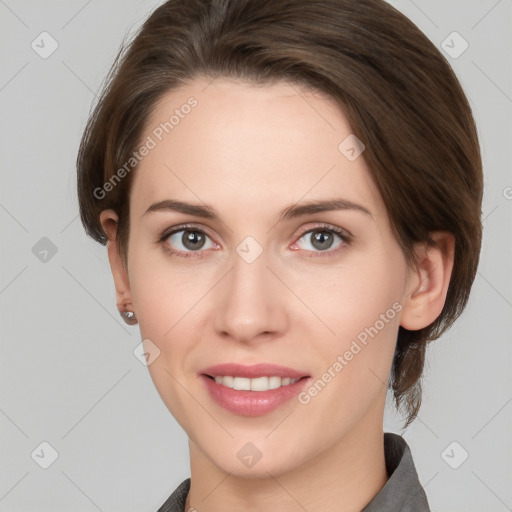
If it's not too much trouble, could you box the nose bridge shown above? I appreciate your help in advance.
[213,241,286,341]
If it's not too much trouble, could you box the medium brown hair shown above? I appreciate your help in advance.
[77,0,483,428]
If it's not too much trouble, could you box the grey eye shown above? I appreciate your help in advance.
[297,229,343,252]
[166,229,214,252]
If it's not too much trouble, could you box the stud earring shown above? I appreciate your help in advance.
[120,310,138,325]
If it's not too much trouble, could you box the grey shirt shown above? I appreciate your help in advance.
[156,432,431,512]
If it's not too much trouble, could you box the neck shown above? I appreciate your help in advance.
[184,406,388,512]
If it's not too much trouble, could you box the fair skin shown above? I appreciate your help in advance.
[100,77,454,512]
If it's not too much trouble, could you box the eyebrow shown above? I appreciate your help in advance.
[143,198,372,221]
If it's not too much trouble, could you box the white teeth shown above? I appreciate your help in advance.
[233,377,251,390]
[212,375,299,391]
[268,376,282,389]
[250,377,269,391]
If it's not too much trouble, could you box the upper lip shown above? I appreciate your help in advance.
[201,363,309,379]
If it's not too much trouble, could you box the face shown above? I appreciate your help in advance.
[114,78,417,477]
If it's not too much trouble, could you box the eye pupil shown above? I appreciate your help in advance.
[311,230,333,250]
[183,230,205,250]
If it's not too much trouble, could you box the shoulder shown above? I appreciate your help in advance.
[362,432,431,512]
[156,478,190,512]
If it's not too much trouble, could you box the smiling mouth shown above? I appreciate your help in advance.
[203,374,309,392]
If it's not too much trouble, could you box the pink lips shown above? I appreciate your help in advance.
[201,363,308,379]
[200,363,310,416]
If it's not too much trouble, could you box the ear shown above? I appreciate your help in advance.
[99,209,135,316]
[400,231,455,331]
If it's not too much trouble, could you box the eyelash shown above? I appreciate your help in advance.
[157,223,353,259]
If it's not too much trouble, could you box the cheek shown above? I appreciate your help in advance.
[126,246,204,426]
[126,242,216,394]
[127,237,199,334]
[297,246,406,390]
[291,247,406,339]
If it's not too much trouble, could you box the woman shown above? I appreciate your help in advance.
[77,0,483,510]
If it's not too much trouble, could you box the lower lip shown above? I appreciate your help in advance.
[200,375,310,416]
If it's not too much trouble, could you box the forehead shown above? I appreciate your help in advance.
[130,77,383,219]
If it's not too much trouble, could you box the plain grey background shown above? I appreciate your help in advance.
[1,0,511,511]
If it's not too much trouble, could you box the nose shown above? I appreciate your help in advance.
[212,246,288,344]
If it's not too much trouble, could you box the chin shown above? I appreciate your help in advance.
[207,439,306,478]
[218,457,296,479]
